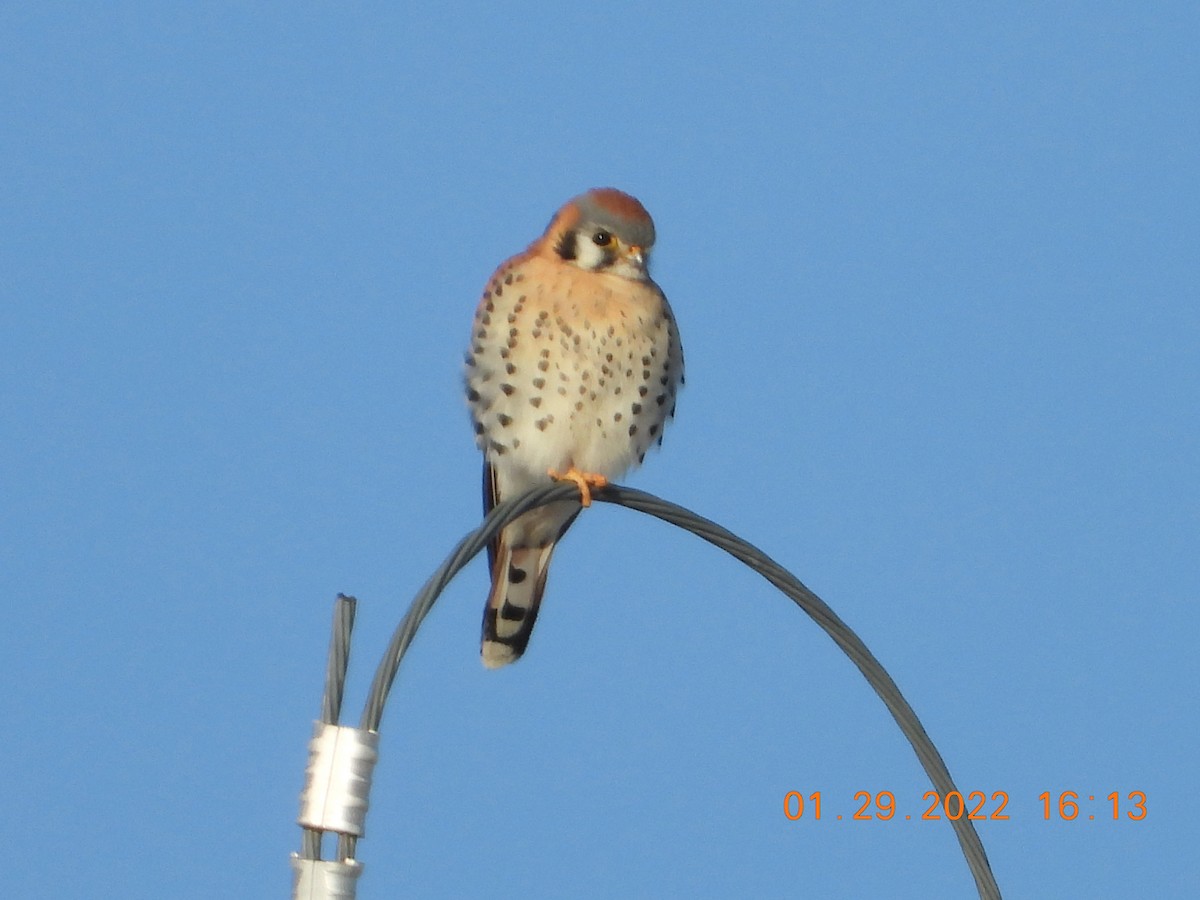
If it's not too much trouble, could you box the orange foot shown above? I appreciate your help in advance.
[548,467,609,508]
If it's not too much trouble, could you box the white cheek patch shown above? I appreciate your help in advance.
[572,237,608,270]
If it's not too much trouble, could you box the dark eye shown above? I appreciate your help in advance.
[592,230,613,247]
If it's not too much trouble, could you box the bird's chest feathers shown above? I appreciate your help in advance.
[469,258,674,477]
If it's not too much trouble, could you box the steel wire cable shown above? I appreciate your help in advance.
[299,595,359,862]
[359,482,1001,899]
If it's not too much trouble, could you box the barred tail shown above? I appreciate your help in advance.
[481,539,558,668]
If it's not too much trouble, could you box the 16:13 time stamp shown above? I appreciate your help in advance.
[783,790,1147,822]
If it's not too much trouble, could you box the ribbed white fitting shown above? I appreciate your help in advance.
[297,723,380,835]
[290,855,364,900]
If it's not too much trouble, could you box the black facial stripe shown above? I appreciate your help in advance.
[554,230,577,261]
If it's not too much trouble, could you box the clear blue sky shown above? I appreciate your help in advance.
[3,3,1196,897]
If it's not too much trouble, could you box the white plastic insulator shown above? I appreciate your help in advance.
[291,855,364,900]
[297,723,380,835]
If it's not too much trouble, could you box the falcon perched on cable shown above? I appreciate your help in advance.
[464,188,684,667]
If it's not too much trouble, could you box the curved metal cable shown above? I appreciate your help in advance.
[360,482,1001,899]
[361,481,577,731]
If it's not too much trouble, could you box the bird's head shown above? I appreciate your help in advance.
[540,188,656,281]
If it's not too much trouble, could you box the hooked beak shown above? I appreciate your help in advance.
[625,245,645,268]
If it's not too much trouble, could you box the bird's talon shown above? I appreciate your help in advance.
[548,467,608,507]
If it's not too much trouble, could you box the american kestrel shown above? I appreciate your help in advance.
[464,188,684,668]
